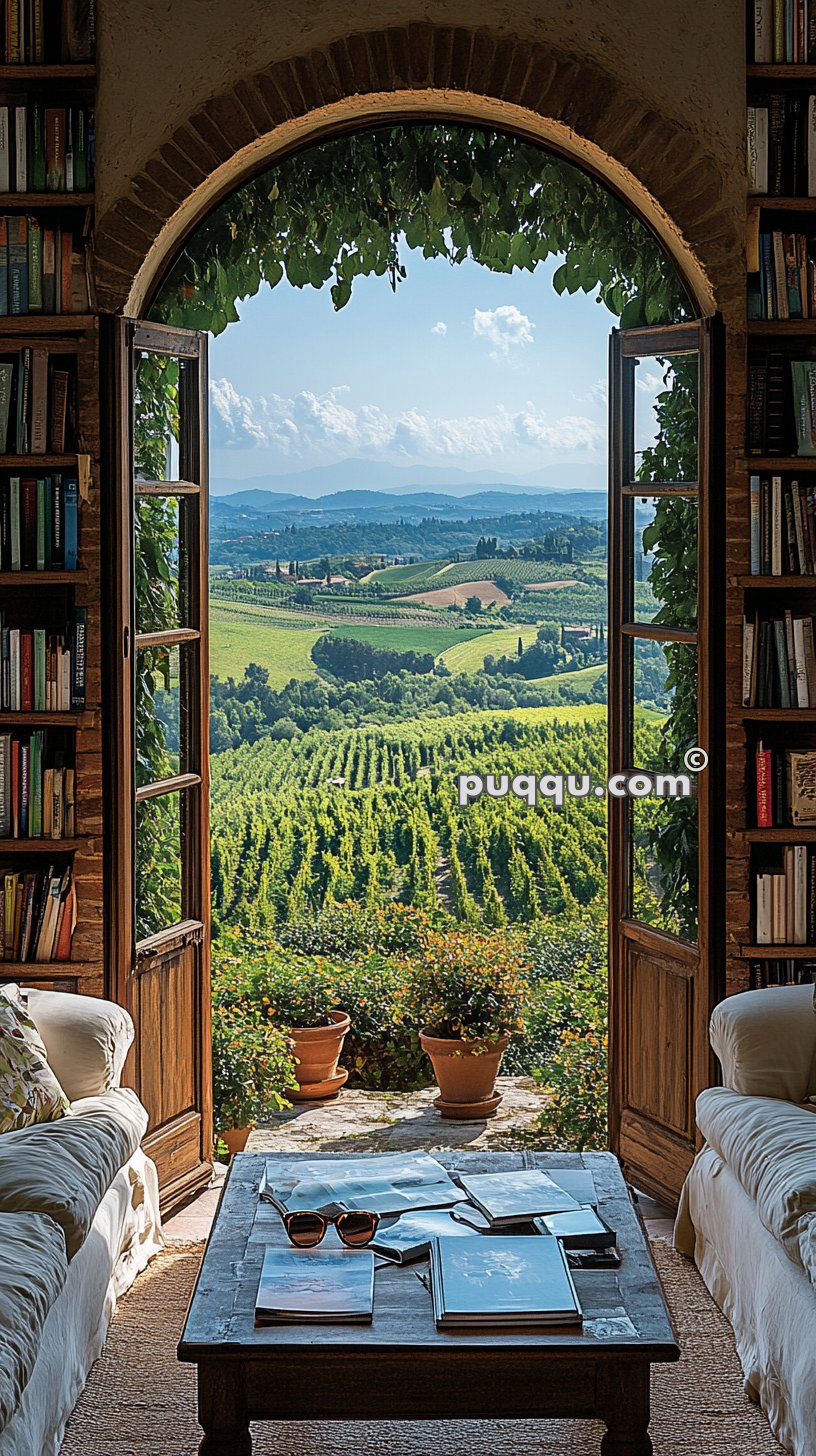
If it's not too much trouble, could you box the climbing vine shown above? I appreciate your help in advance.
[131,122,697,938]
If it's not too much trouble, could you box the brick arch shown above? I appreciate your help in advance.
[93,24,740,319]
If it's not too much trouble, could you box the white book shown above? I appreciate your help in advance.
[750,475,760,574]
[743,617,756,706]
[456,1169,580,1226]
[772,872,787,944]
[793,616,811,707]
[9,478,19,573]
[791,480,807,575]
[14,107,26,193]
[809,96,816,198]
[748,105,769,194]
[754,0,772,62]
[0,108,10,193]
[60,649,70,713]
[771,475,783,574]
[785,847,795,947]
[756,872,773,944]
[794,844,808,945]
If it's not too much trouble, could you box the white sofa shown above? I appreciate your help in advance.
[0,987,161,1456]
[676,983,816,1456]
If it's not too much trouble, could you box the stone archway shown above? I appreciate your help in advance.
[93,23,742,323]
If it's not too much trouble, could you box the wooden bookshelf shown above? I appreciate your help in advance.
[740,827,816,841]
[738,574,816,586]
[747,63,816,77]
[740,943,816,957]
[0,46,101,996]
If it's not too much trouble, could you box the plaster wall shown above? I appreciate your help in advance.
[96,0,745,251]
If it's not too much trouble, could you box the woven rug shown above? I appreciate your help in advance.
[60,1239,784,1456]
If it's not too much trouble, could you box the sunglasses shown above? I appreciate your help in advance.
[282,1208,380,1249]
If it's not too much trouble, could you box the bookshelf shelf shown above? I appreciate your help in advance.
[0,192,94,208]
[749,196,816,211]
[0,65,96,83]
[0,316,96,334]
[0,837,87,852]
[0,454,84,467]
[743,708,816,720]
[0,960,95,976]
[740,456,816,468]
[747,63,816,77]
[0,570,88,585]
[741,827,816,841]
[748,319,816,334]
[0,710,93,726]
[740,943,816,958]
[738,574,816,587]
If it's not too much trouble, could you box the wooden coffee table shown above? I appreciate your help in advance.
[178,1151,678,1455]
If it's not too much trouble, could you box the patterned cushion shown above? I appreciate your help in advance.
[0,988,69,1135]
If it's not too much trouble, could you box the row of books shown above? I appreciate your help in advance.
[0,608,86,711]
[749,474,816,573]
[0,474,77,570]
[749,232,816,320]
[1,0,94,64]
[755,741,816,824]
[755,845,816,943]
[0,731,74,837]
[748,959,816,987]
[0,105,93,195]
[1,863,75,962]
[751,0,816,62]
[0,219,88,315]
[747,352,816,458]
[0,348,72,455]
[742,611,816,706]
[747,95,816,197]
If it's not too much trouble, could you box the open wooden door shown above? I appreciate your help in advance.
[103,318,211,1214]
[608,319,723,1206]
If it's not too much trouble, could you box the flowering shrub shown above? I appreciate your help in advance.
[211,996,297,1135]
[408,931,529,1042]
[332,953,429,1091]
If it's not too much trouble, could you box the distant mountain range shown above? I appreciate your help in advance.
[211,456,605,499]
[211,485,608,530]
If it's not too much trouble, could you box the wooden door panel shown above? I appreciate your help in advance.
[608,318,723,1204]
[622,942,691,1136]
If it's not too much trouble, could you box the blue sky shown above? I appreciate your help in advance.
[208,250,626,490]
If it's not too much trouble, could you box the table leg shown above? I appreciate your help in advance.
[197,1362,252,1456]
[598,1362,653,1456]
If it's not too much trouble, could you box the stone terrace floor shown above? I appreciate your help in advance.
[164,1076,676,1240]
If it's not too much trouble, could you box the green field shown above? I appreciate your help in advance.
[210,602,323,687]
[328,624,487,657]
[440,626,539,673]
[527,663,607,692]
[368,557,601,593]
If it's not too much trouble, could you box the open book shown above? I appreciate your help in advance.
[259,1153,465,1218]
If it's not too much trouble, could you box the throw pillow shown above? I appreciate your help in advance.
[0,987,70,1134]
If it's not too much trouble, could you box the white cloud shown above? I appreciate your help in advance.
[472,305,534,359]
[209,379,604,461]
[431,320,447,336]
[636,367,664,395]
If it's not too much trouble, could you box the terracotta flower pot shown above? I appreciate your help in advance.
[420,1028,508,1119]
[289,1010,350,1101]
[221,1125,253,1156]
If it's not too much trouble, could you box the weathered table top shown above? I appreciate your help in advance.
[178,1150,679,1363]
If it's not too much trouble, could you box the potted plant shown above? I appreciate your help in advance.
[411,932,529,1118]
[211,1002,297,1154]
[251,950,351,1101]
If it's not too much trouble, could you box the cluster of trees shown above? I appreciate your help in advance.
[205,662,607,753]
[487,622,607,681]
[311,634,435,681]
[475,526,603,562]
[211,508,598,573]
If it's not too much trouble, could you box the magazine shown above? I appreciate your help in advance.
[456,1169,580,1226]
[259,1153,465,1217]
[430,1234,582,1328]
[533,1208,616,1250]
[371,1208,479,1265]
[255,1246,375,1325]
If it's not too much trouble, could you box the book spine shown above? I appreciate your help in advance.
[768,93,787,195]
[29,101,45,193]
[8,215,27,316]
[13,106,26,192]
[26,216,42,313]
[48,367,68,452]
[755,0,773,60]
[748,361,769,454]
[16,347,30,454]
[70,606,86,709]
[62,475,76,570]
[30,346,47,453]
[750,474,761,574]
[756,744,774,827]
[45,108,66,193]
[60,230,71,314]
[9,478,19,572]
